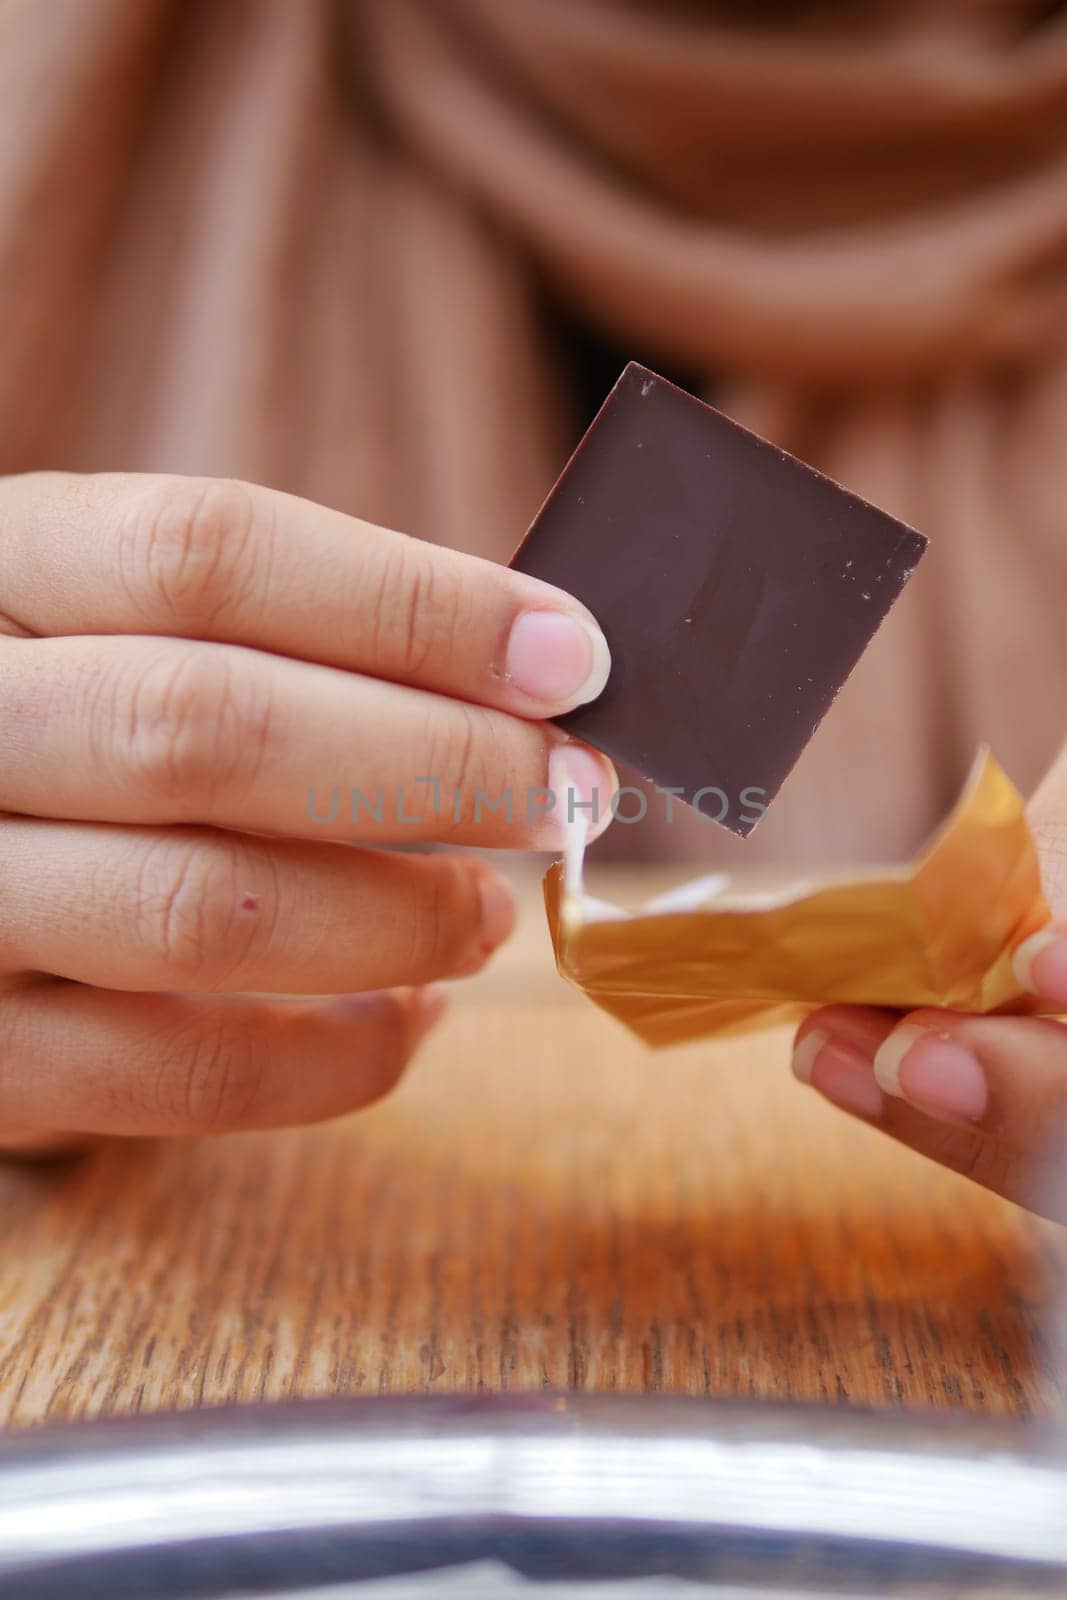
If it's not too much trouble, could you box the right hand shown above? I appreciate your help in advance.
[0,473,616,1147]
[791,741,1067,1220]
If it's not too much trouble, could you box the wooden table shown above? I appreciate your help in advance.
[0,867,1064,1427]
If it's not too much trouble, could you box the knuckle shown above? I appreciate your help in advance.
[157,1013,267,1133]
[373,537,454,680]
[122,646,269,807]
[407,859,480,976]
[423,702,495,834]
[135,837,273,987]
[116,477,265,629]
[955,1133,1028,1196]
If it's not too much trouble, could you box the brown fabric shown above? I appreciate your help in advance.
[2,0,1065,864]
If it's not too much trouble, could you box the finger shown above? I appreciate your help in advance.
[0,981,445,1138]
[0,1128,91,1159]
[1012,922,1067,1011]
[0,633,617,848]
[0,818,516,994]
[792,1005,1067,1220]
[871,1008,1067,1151]
[0,473,610,718]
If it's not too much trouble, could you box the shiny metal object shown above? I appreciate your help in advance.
[0,1395,1064,1597]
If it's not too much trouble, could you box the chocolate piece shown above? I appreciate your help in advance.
[510,362,928,836]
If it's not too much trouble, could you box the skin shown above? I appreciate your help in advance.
[0,472,617,1147]
[2,470,1063,1220]
[793,743,1067,1221]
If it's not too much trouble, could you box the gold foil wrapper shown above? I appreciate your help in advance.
[544,749,1057,1047]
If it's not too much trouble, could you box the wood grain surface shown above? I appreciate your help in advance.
[0,867,1064,1427]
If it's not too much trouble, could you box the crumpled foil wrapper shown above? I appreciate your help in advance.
[544,749,1057,1046]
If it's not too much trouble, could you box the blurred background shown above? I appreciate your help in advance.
[5,0,1067,863]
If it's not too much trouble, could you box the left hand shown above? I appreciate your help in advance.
[791,742,1067,1221]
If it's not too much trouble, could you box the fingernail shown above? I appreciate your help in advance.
[476,869,517,949]
[874,1023,987,1123]
[505,610,611,710]
[794,1030,884,1117]
[1013,926,1067,1004]
[411,983,449,1035]
[546,744,617,845]
[791,1026,829,1084]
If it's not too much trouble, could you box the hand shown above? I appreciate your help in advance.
[792,742,1067,1221]
[0,473,616,1146]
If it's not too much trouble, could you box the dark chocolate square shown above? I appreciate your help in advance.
[510,362,928,836]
